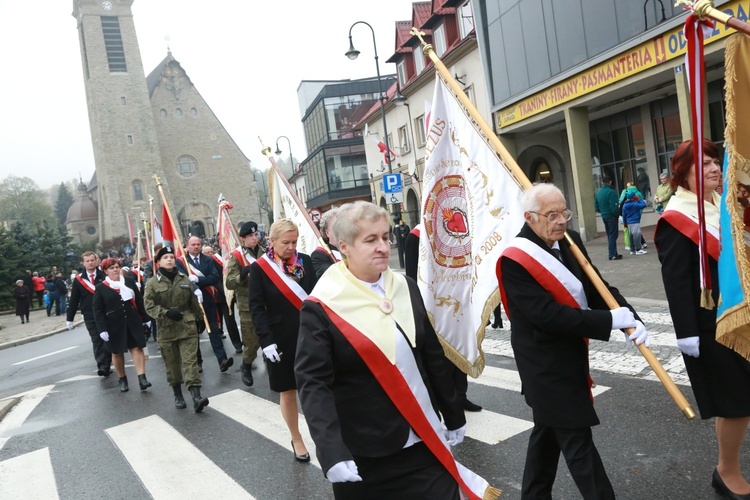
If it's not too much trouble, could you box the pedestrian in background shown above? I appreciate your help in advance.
[654,172,674,214]
[595,175,623,260]
[622,191,647,255]
[32,272,45,308]
[44,273,59,317]
[395,219,410,269]
[656,139,750,499]
[12,280,30,324]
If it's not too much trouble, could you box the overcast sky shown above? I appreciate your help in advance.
[0,0,413,190]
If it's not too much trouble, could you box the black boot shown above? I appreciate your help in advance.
[138,374,152,391]
[118,376,129,393]
[21,318,24,324]
[241,363,254,387]
[189,386,209,413]
[172,385,187,409]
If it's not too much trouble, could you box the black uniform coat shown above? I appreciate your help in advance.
[179,253,222,327]
[67,270,105,322]
[93,277,148,354]
[311,245,339,279]
[247,253,317,391]
[498,224,636,428]
[295,277,465,474]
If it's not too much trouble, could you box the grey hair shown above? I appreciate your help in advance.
[333,201,388,245]
[319,207,340,242]
[269,218,298,240]
[521,183,565,221]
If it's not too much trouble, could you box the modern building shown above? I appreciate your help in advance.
[71,0,259,243]
[474,0,736,239]
[359,0,489,227]
[297,76,395,212]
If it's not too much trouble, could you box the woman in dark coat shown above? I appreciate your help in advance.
[656,139,750,499]
[248,218,317,462]
[12,280,31,324]
[93,258,151,393]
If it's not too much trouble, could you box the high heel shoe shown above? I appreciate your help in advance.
[712,468,750,499]
[138,374,152,391]
[291,440,310,463]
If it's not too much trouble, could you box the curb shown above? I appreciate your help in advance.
[0,397,20,420]
[0,320,83,352]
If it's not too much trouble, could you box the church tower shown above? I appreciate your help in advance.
[72,0,168,241]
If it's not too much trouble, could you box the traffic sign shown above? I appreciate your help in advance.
[308,209,322,224]
[388,192,404,205]
[383,173,403,194]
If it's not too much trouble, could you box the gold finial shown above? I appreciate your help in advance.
[410,27,433,55]
[152,174,161,187]
[691,0,714,18]
[148,195,154,203]
[259,136,272,156]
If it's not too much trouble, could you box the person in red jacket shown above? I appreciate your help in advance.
[32,272,46,308]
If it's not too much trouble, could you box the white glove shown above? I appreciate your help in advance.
[263,343,281,363]
[188,274,199,283]
[99,331,109,341]
[326,460,362,483]
[143,321,152,329]
[66,321,74,330]
[624,320,650,347]
[677,336,700,357]
[610,307,637,330]
[443,423,467,446]
[194,289,203,303]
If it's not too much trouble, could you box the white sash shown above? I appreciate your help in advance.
[260,254,308,304]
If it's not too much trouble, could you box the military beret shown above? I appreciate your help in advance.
[239,221,259,237]
[155,246,175,261]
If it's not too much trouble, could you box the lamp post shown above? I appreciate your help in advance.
[274,135,295,173]
[251,167,269,227]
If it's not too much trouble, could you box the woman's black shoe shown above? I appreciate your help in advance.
[138,374,152,391]
[291,441,310,463]
[118,376,129,393]
[712,468,750,499]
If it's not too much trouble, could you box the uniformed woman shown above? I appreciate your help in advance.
[93,258,151,393]
[143,246,209,412]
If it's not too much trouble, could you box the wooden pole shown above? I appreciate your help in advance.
[153,175,213,333]
[148,196,157,271]
[412,28,696,419]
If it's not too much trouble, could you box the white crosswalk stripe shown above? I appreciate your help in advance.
[106,415,254,500]
[0,385,54,451]
[0,447,58,499]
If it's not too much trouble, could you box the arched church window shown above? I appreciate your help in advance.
[160,109,167,118]
[532,160,553,183]
[175,108,183,117]
[176,156,198,177]
[132,180,143,200]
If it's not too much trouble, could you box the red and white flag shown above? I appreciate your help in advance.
[126,213,135,245]
[160,204,183,260]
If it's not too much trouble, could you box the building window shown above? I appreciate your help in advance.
[191,107,197,116]
[176,155,198,177]
[397,60,407,86]
[414,45,425,74]
[415,115,426,146]
[100,16,127,72]
[127,135,133,144]
[86,226,97,235]
[132,180,143,200]
[175,108,183,117]
[434,24,447,57]
[160,109,167,118]
[398,125,410,154]
[458,0,475,39]
[121,96,126,105]
[464,85,475,105]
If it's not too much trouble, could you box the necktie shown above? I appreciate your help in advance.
[194,256,200,267]
[551,248,564,264]
[90,273,95,282]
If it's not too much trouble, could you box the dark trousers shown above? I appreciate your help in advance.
[451,364,468,400]
[47,292,60,316]
[202,298,228,364]
[85,319,112,372]
[522,424,614,500]
[603,217,619,259]
[219,299,242,350]
[35,290,44,308]
[332,442,459,500]
[396,241,406,268]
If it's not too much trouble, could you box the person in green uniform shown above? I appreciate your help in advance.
[225,221,264,387]
[143,246,209,412]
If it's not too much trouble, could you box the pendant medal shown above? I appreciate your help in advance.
[379,298,394,315]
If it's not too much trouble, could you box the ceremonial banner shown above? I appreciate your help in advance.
[717,33,750,359]
[217,198,241,308]
[268,167,319,256]
[418,75,525,377]
[160,204,183,260]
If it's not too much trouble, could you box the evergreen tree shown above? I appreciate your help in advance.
[54,182,75,227]
[0,225,23,310]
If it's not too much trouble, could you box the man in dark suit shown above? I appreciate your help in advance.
[497,184,650,499]
[66,251,111,376]
[183,236,233,373]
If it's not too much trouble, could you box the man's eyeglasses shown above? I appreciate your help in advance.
[530,209,574,222]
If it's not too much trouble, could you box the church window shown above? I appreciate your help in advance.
[101,16,127,72]
[160,109,167,118]
[132,180,143,200]
[127,135,133,144]
[121,96,126,105]
[175,108,183,117]
[176,156,198,177]
[86,226,97,235]
[191,107,197,116]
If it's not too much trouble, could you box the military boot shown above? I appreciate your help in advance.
[189,386,209,413]
[172,385,187,409]
[241,363,254,387]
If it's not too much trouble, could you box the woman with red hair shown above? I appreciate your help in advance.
[93,258,151,393]
[656,139,750,499]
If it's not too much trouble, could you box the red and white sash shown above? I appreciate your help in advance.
[100,280,140,318]
[257,254,308,310]
[659,209,720,261]
[75,274,97,295]
[232,247,256,268]
[306,293,496,500]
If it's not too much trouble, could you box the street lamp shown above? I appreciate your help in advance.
[274,135,295,173]
[251,167,270,227]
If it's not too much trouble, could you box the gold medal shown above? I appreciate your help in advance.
[379,298,394,315]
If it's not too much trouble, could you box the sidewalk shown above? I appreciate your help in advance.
[0,308,82,351]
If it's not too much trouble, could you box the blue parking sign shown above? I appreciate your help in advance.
[383,174,403,193]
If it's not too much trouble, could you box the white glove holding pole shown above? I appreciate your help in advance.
[143,320,152,329]
[624,320,650,347]
[188,274,199,283]
[610,307,637,330]
[99,331,109,341]
[66,321,74,330]
[326,460,362,483]
[263,343,281,363]
[677,336,700,357]
[193,289,203,303]
[443,423,467,446]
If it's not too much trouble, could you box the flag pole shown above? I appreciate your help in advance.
[134,215,143,290]
[148,196,157,271]
[678,0,750,35]
[412,28,695,420]
[152,174,213,333]
[258,137,336,258]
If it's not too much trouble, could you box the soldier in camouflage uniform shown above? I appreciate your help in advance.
[143,246,209,412]
[225,221,264,387]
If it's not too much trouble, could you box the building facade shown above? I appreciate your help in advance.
[474,0,737,239]
[71,0,258,243]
